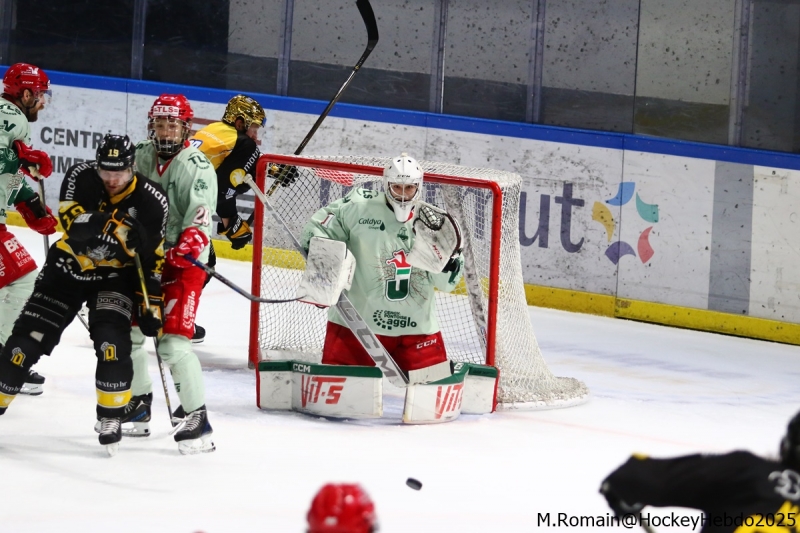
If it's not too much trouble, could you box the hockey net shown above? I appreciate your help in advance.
[249,154,588,409]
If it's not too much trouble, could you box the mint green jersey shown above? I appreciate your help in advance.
[134,141,217,262]
[0,100,36,223]
[301,188,464,337]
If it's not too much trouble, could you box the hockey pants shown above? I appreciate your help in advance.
[0,253,135,417]
[0,269,37,346]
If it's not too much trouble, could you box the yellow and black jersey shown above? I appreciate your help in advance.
[189,121,260,220]
[603,451,800,532]
[57,161,168,285]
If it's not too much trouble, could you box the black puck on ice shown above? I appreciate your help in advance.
[406,477,422,490]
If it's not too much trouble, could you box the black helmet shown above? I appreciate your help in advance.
[780,411,800,471]
[97,134,135,171]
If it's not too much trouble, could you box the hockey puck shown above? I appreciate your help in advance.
[405,477,422,490]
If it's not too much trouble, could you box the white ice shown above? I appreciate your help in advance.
[2,226,799,533]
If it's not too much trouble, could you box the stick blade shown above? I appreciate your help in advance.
[356,0,379,47]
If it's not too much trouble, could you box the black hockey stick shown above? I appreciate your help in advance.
[183,254,299,305]
[263,0,379,198]
[134,254,176,427]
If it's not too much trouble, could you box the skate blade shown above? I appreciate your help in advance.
[178,435,215,455]
[105,442,119,457]
[19,384,44,396]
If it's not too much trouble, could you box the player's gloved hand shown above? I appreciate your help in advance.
[599,481,643,518]
[166,227,209,268]
[15,193,57,235]
[135,281,163,337]
[217,214,252,250]
[268,164,298,187]
[102,209,146,258]
[14,140,52,179]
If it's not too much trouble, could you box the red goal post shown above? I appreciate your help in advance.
[248,154,588,409]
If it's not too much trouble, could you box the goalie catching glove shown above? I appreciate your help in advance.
[296,236,356,307]
[14,140,52,180]
[166,227,209,268]
[217,214,252,250]
[15,193,57,235]
[406,202,462,273]
[135,279,163,337]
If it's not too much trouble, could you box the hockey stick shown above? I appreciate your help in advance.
[133,253,176,427]
[244,174,427,389]
[264,0,379,198]
[31,171,91,332]
[182,254,299,305]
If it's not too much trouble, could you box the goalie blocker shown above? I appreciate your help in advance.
[257,360,498,423]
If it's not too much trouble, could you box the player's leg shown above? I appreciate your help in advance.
[158,262,214,454]
[0,261,83,415]
[87,282,136,453]
[192,241,215,345]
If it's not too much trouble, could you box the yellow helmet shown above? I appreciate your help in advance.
[222,94,266,129]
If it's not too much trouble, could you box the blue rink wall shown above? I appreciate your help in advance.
[9,68,800,346]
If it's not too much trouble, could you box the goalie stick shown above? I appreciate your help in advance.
[244,174,434,389]
[134,253,176,427]
[265,0,379,197]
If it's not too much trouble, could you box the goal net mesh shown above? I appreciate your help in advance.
[252,155,588,408]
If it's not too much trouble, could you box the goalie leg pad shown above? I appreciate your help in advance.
[402,363,469,424]
[292,362,382,418]
[458,363,499,414]
[297,237,355,307]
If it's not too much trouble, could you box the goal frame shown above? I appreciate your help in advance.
[248,154,504,371]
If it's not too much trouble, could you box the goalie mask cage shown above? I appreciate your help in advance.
[249,154,588,409]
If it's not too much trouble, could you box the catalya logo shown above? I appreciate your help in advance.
[300,375,346,407]
[592,182,659,265]
[385,250,411,301]
[358,218,385,230]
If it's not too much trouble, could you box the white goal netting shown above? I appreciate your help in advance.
[250,154,588,408]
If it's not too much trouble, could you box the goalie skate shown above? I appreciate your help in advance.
[19,369,45,396]
[97,417,122,457]
[173,406,215,455]
[94,393,152,437]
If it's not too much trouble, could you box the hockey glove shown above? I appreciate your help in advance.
[14,140,52,179]
[599,481,643,518]
[166,227,209,268]
[135,281,163,337]
[101,209,146,258]
[217,215,252,250]
[15,193,57,235]
[268,164,298,187]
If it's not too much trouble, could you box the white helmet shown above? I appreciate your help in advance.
[383,153,423,222]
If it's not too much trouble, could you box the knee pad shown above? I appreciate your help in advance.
[156,334,194,367]
[12,289,77,354]
[91,290,133,362]
[0,335,44,371]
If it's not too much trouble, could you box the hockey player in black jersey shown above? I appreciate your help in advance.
[600,410,800,532]
[0,134,168,456]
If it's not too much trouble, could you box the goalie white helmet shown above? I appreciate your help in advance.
[383,152,423,222]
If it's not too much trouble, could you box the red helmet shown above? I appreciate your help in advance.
[148,94,193,156]
[3,63,50,100]
[307,484,377,533]
[148,93,194,122]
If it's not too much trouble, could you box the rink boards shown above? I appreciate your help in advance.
[12,68,800,345]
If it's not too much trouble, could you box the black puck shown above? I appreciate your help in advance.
[406,477,422,490]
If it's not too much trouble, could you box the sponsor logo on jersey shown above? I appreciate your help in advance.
[372,310,417,330]
[435,383,464,419]
[384,249,411,301]
[300,375,346,407]
[397,226,409,242]
[358,218,385,230]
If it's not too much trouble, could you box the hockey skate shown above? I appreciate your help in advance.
[191,324,205,344]
[171,404,185,426]
[97,417,122,457]
[19,369,45,396]
[94,393,152,437]
[173,406,215,455]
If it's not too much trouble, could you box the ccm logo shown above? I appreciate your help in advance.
[292,363,311,373]
[416,338,438,350]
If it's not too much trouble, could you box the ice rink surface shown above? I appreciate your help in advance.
[2,227,799,532]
